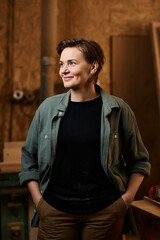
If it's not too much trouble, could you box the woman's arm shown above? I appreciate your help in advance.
[19,110,40,185]
[27,181,42,208]
[121,173,145,208]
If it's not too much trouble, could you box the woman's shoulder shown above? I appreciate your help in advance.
[98,85,130,110]
[40,92,68,109]
[103,90,132,111]
[42,92,67,104]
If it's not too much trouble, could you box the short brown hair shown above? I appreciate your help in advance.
[57,38,105,83]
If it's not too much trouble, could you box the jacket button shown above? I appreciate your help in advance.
[58,111,63,116]
[45,135,48,139]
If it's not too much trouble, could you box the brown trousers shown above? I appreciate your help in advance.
[37,197,127,240]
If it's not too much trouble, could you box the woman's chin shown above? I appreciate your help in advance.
[63,82,76,89]
[63,83,71,89]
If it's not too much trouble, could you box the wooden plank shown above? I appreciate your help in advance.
[111,36,159,199]
[4,141,24,148]
[143,196,160,206]
[3,148,22,163]
[0,162,21,173]
[3,141,24,163]
[132,199,160,218]
[151,22,160,115]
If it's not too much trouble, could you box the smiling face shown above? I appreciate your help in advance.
[59,47,96,90]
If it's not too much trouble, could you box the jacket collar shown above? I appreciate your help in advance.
[56,85,119,117]
[98,85,119,116]
[56,90,71,117]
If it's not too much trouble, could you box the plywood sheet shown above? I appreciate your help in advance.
[111,36,160,198]
[3,141,24,163]
[0,0,41,160]
[132,199,160,218]
[0,0,11,160]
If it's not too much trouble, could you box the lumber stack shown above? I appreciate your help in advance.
[0,142,24,173]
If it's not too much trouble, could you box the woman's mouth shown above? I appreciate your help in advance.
[63,76,74,81]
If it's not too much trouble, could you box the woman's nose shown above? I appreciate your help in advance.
[62,64,69,74]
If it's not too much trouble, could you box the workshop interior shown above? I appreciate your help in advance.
[0,0,160,239]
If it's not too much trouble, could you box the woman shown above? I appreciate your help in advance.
[19,38,150,240]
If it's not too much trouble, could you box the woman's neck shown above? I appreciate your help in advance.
[70,85,100,102]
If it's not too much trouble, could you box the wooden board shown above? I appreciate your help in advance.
[0,162,21,173]
[151,22,160,115]
[4,141,24,148]
[111,36,160,199]
[3,141,24,163]
[132,199,160,218]
[0,0,41,162]
[3,148,21,163]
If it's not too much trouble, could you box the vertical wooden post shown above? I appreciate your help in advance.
[41,0,58,99]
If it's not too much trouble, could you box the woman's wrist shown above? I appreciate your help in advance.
[121,192,134,208]
[34,195,42,208]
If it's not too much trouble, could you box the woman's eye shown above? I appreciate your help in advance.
[59,62,64,67]
[70,61,76,65]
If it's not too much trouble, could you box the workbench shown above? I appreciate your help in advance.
[132,197,160,240]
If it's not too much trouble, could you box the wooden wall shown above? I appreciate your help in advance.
[0,0,41,160]
[0,0,9,160]
[56,0,160,91]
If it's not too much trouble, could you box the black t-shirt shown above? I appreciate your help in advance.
[43,96,120,214]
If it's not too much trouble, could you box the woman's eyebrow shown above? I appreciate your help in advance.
[59,59,78,63]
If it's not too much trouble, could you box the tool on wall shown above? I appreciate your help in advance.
[10,89,40,118]
[11,89,39,104]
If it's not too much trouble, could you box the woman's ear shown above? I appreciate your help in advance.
[90,61,98,75]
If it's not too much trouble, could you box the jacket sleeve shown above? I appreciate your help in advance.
[120,103,150,176]
[19,110,40,185]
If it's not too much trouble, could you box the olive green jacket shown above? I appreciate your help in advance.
[19,85,150,232]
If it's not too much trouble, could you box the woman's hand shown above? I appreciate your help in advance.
[27,181,42,208]
[121,192,134,209]
[121,173,145,209]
